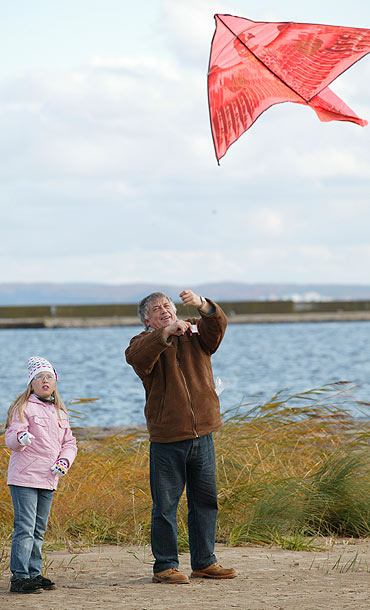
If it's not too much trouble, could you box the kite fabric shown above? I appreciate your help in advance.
[208,14,370,162]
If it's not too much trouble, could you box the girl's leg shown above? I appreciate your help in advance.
[9,485,38,580]
[29,489,54,578]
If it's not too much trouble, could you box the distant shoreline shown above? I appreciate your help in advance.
[70,421,369,440]
[2,311,370,328]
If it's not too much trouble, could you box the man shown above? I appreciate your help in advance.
[125,289,236,584]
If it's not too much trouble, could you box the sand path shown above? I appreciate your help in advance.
[1,539,369,609]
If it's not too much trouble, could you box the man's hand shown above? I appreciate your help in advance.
[162,319,192,340]
[179,290,202,309]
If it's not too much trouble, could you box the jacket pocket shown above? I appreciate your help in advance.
[33,416,48,426]
[145,395,165,425]
[13,454,38,474]
[29,415,49,438]
[154,395,165,424]
[57,418,68,441]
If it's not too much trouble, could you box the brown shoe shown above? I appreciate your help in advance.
[191,562,237,579]
[152,568,190,584]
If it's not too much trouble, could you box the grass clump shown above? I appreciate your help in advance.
[214,383,370,546]
[0,383,369,560]
[302,451,370,538]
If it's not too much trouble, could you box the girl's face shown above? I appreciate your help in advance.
[31,373,56,400]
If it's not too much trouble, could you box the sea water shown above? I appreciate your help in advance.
[0,321,369,427]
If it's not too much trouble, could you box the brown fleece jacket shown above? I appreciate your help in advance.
[125,300,227,443]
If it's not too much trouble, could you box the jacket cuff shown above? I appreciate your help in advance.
[154,328,173,347]
[199,298,216,316]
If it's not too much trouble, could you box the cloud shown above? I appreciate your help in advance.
[4,243,370,285]
[161,0,217,63]
[88,55,180,81]
[249,208,285,235]
[1,1,370,285]
[294,146,370,178]
[1,30,369,186]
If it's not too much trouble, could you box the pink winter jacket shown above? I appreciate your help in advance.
[5,394,77,490]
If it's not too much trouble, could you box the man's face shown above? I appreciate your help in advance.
[145,297,177,329]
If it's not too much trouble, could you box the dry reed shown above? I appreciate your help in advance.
[0,384,369,560]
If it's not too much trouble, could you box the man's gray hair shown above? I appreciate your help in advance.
[138,292,177,329]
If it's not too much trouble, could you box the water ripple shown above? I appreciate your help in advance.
[0,322,369,426]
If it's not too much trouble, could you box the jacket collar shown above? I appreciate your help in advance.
[29,393,55,405]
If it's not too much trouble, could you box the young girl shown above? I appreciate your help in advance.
[5,356,77,594]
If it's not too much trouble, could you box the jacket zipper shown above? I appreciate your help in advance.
[176,358,199,437]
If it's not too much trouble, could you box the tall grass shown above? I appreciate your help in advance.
[0,384,369,559]
[217,384,369,545]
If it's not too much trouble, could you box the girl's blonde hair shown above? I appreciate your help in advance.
[5,383,67,428]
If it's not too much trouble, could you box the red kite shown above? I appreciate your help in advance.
[208,14,370,162]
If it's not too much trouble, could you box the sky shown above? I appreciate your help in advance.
[1,0,370,286]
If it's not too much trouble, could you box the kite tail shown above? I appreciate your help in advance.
[308,87,368,126]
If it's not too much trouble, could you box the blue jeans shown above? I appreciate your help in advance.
[9,485,54,580]
[150,433,218,573]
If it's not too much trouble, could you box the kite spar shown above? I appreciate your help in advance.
[208,14,370,162]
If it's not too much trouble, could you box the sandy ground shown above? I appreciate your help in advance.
[0,539,369,609]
